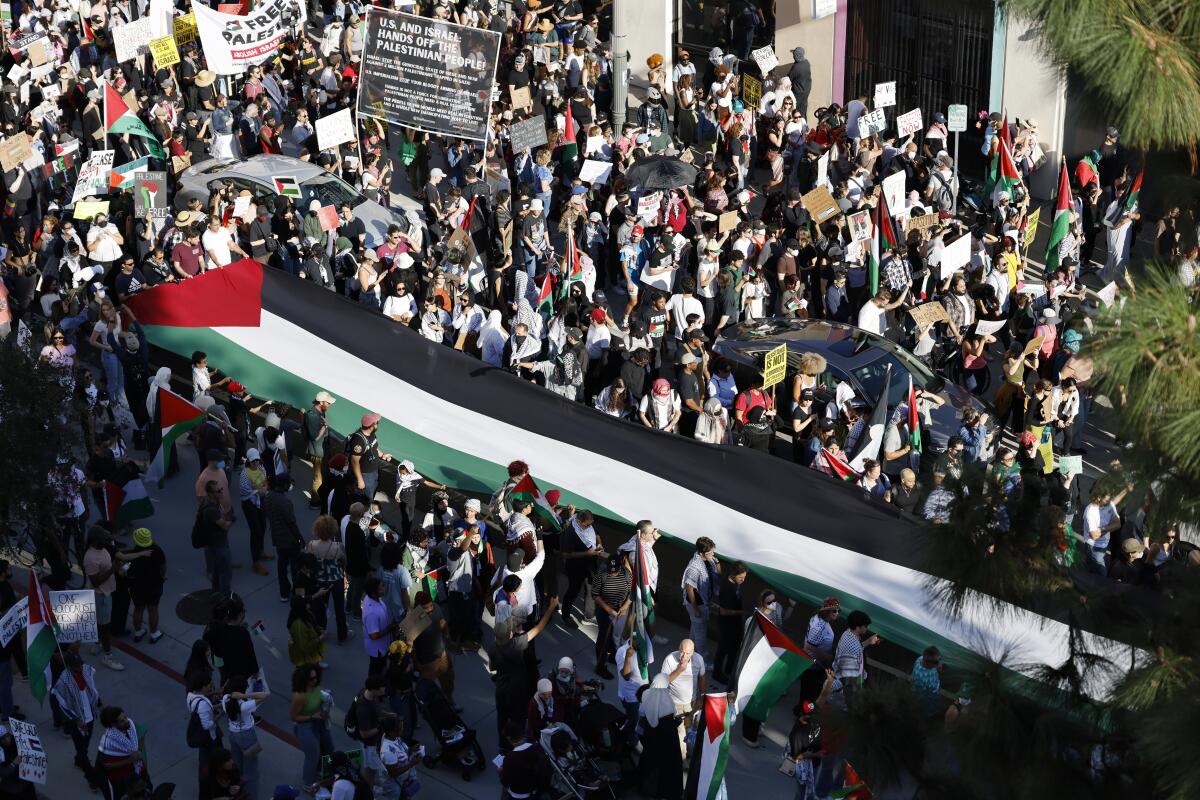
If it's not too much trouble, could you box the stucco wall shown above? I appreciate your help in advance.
[622,0,675,92]
[774,2,838,112]
[999,13,1067,200]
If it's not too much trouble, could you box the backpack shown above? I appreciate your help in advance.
[930,171,956,212]
[191,504,213,550]
[343,692,362,740]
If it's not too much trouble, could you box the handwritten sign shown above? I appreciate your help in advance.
[508,115,547,154]
[509,85,531,110]
[0,596,26,647]
[973,318,1008,337]
[315,107,356,151]
[718,210,740,234]
[0,132,31,172]
[149,35,179,68]
[1022,335,1045,358]
[874,81,896,108]
[800,186,840,224]
[50,589,98,642]
[113,17,154,63]
[9,719,45,784]
[636,191,662,221]
[741,73,762,109]
[578,159,612,185]
[173,12,197,45]
[73,200,110,220]
[26,39,47,67]
[751,45,778,75]
[71,149,114,202]
[907,302,950,329]
[762,343,788,389]
[861,108,887,137]
[947,104,968,133]
[1057,455,1083,476]
[907,213,940,232]
[1096,281,1118,308]
[896,108,923,137]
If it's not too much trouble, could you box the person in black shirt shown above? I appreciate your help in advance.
[338,203,367,250]
[619,348,651,405]
[412,591,456,708]
[637,291,669,365]
[891,469,923,515]
[203,597,260,688]
[126,528,166,643]
[590,554,631,677]
[247,206,275,266]
[712,562,748,685]
[677,353,703,437]
[112,256,145,304]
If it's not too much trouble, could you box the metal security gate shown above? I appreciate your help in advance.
[845,0,993,131]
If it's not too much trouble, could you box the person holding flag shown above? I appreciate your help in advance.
[1102,163,1143,295]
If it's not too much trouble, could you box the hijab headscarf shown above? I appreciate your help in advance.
[146,367,171,417]
[534,677,555,719]
[694,397,729,444]
[479,309,508,367]
[641,674,676,727]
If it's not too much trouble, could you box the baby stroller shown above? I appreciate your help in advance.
[573,688,632,767]
[413,678,486,781]
[539,723,618,800]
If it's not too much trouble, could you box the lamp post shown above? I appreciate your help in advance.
[610,0,627,131]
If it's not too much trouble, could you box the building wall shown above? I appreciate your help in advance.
[774,2,839,112]
[621,0,676,92]
[998,11,1067,200]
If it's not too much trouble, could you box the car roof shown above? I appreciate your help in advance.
[212,154,326,182]
[718,318,891,367]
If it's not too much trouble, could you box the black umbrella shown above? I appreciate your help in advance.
[623,154,699,191]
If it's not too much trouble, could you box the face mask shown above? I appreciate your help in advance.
[557,672,571,683]
[514,334,528,347]
[217,461,226,470]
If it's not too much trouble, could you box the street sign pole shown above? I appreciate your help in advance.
[947,104,968,217]
[952,130,959,216]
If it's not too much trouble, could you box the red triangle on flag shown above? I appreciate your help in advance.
[564,102,577,142]
[27,571,56,627]
[104,82,130,132]
[704,694,729,742]
[755,610,806,655]
[102,480,126,523]
[159,388,204,430]
[511,474,541,499]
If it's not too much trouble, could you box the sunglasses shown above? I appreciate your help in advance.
[53,336,65,341]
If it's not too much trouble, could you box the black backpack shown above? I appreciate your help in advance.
[343,692,362,741]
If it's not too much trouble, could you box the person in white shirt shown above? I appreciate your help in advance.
[86,213,124,268]
[615,637,646,743]
[856,286,908,336]
[382,282,418,324]
[668,277,705,339]
[659,639,706,756]
[201,217,245,270]
[223,675,270,800]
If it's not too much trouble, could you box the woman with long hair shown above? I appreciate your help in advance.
[222,675,269,800]
[594,377,631,418]
[306,515,348,643]
[287,596,325,669]
[88,298,126,405]
[290,664,333,794]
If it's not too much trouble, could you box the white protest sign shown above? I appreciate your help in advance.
[816,151,831,190]
[896,108,923,137]
[813,0,837,19]
[192,0,290,74]
[874,81,896,108]
[861,108,887,136]
[315,107,356,151]
[637,191,662,221]
[751,46,778,75]
[48,589,98,643]
[939,233,972,279]
[947,104,968,133]
[881,170,906,216]
[0,596,26,647]
[71,150,115,203]
[9,719,45,784]
[113,17,155,63]
[578,159,612,185]
[1096,281,1118,308]
[974,318,1008,336]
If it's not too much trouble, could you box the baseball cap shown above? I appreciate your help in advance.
[361,412,382,427]
[314,390,336,404]
[680,353,699,365]
[632,224,645,236]
[429,168,445,178]
[588,211,602,221]
[685,329,708,342]
[246,448,262,462]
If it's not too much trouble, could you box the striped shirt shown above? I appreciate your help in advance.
[593,568,632,613]
[832,630,866,682]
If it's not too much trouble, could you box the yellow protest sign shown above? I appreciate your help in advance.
[762,343,788,389]
[173,12,197,46]
[1023,206,1041,256]
[149,35,179,68]
[741,73,762,109]
[74,200,110,220]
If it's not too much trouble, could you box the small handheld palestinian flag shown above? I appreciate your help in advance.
[145,389,205,486]
[630,534,656,679]
[27,571,57,705]
[819,447,858,481]
[907,375,922,456]
[102,477,153,525]
[735,610,811,722]
[273,176,303,199]
[1043,160,1073,275]
[536,271,555,318]
[684,693,733,800]
[509,473,561,530]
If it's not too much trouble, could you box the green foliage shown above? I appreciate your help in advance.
[1006,0,1200,153]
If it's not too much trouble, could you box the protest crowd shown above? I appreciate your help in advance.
[0,0,1197,798]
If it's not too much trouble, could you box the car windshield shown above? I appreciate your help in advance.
[851,351,941,407]
[301,173,365,210]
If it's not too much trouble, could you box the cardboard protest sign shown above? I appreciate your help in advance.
[317,205,339,231]
[578,159,612,185]
[881,170,906,216]
[73,200,110,219]
[938,232,972,279]
[0,132,31,172]
[637,191,662,221]
[861,108,887,136]
[1022,335,1045,358]
[509,85,531,109]
[134,171,169,218]
[447,226,476,263]
[874,81,896,108]
[896,108,923,137]
[173,12,197,45]
[357,9,501,142]
[400,604,432,641]
[9,31,46,55]
[801,186,840,224]
[1024,207,1041,240]
[113,17,155,63]
[149,35,179,68]
[26,39,47,66]
[192,0,289,74]
[71,150,115,202]
[848,210,871,242]
[751,45,778,75]
[741,73,762,109]
[947,103,968,133]
[9,720,45,784]
[718,210,740,233]
[761,343,788,389]
[315,107,356,151]
[907,302,950,329]
[508,115,548,153]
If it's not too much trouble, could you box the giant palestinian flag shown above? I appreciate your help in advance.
[685,693,732,800]
[735,611,810,721]
[133,263,1133,697]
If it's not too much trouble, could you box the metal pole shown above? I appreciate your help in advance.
[610,0,627,132]
[951,130,959,217]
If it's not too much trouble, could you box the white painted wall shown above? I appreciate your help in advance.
[621,0,675,93]
[1000,14,1067,200]
[774,0,838,112]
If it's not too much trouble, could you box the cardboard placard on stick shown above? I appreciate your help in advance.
[0,132,31,172]
[741,73,762,109]
[801,186,840,224]
[761,343,788,389]
[718,210,740,233]
[509,85,531,109]
[149,35,179,68]
[907,301,950,329]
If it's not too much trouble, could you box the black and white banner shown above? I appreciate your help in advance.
[356,9,500,142]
